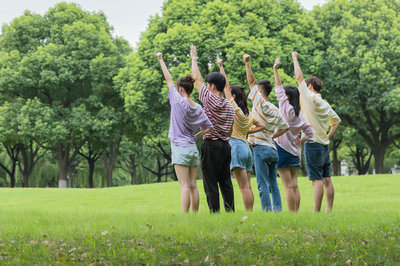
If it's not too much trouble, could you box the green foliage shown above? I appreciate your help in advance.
[313,0,400,172]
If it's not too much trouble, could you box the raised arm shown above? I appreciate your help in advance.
[216,58,232,100]
[292,52,303,85]
[190,44,204,90]
[156,52,174,88]
[243,54,256,89]
[273,57,282,86]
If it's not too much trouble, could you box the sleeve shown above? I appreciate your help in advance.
[199,85,209,104]
[199,112,213,130]
[275,85,296,123]
[329,108,341,126]
[301,121,313,140]
[298,80,315,103]
[250,113,258,125]
[248,85,259,103]
[229,98,240,111]
[168,86,180,105]
[276,112,289,130]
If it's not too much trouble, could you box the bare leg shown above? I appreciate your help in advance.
[233,167,254,211]
[189,166,199,212]
[323,177,334,212]
[312,180,324,212]
[278,167,295,211]
[174,165,191,212]
[290,167,300,211]
[247,171,254,208]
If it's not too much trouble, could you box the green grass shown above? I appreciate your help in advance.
[0,175,399,265]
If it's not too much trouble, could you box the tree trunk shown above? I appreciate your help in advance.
[88,160,95,188]
[331,145,341,176]
[130,154,137,185]
[58,146,69,188]
[372,148,386,174]
[102,137,122,187]
[10,162,17,188]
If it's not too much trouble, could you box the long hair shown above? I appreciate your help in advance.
[177,74,195,95]
[231,85,249,116]
[284,86,300,117]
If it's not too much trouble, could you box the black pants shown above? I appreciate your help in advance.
[201,139,235,212]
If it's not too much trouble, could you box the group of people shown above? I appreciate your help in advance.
[157,45,341,213]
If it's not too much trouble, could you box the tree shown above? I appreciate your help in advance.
[0,2,131,187]
[314,0,400,173]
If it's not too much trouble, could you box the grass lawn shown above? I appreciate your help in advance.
[0,174,399,265]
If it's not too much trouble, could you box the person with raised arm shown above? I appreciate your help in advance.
[243,54,289,212]
[273,57,313,212]
[157,52,213,213]
[291,52,341,212]
[190,45,235,213]
[216,57,265,211]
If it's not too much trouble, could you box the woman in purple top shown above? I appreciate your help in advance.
[157,52,213,213]
[273,57,313,212]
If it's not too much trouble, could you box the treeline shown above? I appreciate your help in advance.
[0,0,399,187]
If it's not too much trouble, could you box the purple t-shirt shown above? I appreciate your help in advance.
[168,86,213,146]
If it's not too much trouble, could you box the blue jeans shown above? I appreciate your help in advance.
[253,145,282,212]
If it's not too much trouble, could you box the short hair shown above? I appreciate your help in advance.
[305,76,323,93]
[256,79,272,96]
[177,74,195,95]
[205,72,226,92]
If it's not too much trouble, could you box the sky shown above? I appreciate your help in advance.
[0,0,327,49]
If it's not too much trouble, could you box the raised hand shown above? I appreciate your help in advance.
[156,52,163,60]
[273,57,280,69]
[243,54,250,63]
[216,57,222,66]
[292,52,299,60]
[190,44,197,58]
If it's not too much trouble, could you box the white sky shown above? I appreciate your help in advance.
[0,0,327,49]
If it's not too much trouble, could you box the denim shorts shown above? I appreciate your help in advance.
[275,142,299,169]
[229,138,253,171]
[171,144,200,166]
[304,141,331,180]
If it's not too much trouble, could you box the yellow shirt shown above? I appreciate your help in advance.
[298,80,341,145]
[229,98,258,143]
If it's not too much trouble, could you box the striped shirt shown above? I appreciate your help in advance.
[229,98,258,143]
[247,85,288,149]
[199,85,234,141]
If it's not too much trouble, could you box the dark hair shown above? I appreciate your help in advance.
[177,74,195,95]
[205,72,226,92]
[231,85,249,116]
[284,86,300,117]
[305,76,323,93]
[256,79,273,96]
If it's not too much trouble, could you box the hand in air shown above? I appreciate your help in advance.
[190,44,197,58]
[156,52,163,60]
[243,54,250,63]
[292,52,299,60]
[215,57,222,66]
[273,57,280,69]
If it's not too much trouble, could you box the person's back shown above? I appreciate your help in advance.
[292,52,340,213]
[248,86,287,147]
[199,82,234,141]
[169,87,211,146]
[191,45,235,213]
[298,78,339,145]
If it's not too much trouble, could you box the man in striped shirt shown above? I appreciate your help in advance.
[191,45,235,212]
[243,54,289,212]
